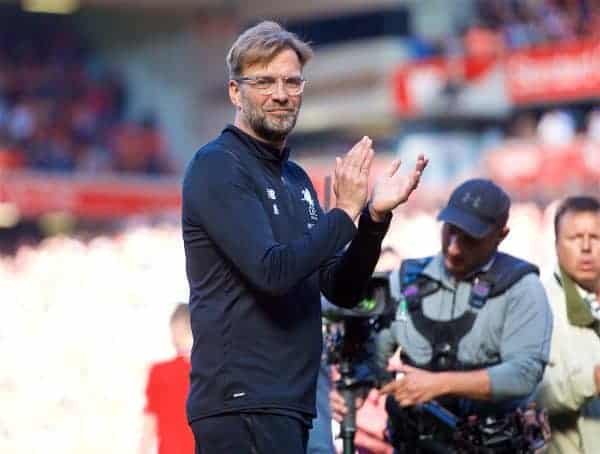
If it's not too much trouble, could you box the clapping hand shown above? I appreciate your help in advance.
[333,136,375,221]
[368,154,428,222]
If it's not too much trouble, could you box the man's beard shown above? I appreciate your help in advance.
[241,98,299,144]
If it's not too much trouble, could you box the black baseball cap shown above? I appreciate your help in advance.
[437,179,510,238]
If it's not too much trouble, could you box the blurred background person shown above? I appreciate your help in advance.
[537,196,600,454]
[139,303,194,454]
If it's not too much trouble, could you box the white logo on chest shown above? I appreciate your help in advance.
[301,188,314,208]
[301,188,318,222]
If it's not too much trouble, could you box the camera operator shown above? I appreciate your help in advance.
[331,179,553,453]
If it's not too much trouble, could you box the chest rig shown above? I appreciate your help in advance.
[398,253,539,372]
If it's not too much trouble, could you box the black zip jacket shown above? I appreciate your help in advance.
[182,125,391,423]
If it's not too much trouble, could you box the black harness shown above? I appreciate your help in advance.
[398,253,539,372]
[386,253,541,453]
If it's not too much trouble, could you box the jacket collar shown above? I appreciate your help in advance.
[224,124,291,165]
[554,266,600,328]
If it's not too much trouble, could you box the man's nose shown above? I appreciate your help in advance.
[270,79,289,102]
[447,234,461,255]
[581,235,592,252]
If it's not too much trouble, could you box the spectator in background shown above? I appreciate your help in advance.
[139,113,174,175]
[139,303,194,454]
[536,196,600,454]
[464,21,505,58]
[537,109,576,147]
[510,112,538,143]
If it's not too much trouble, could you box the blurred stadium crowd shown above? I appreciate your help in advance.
[0,202,560,453]
[408,0,600,58]
[474,0,600,49]
[484,107,600,200]
[0,14,174,175]
[0,224,188,453]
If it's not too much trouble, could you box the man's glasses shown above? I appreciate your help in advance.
[234,75,306,95]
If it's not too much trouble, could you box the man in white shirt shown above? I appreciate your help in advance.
[537,196,600,454]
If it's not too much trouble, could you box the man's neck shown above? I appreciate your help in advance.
[576,279,600,298]
[560,267,600,298]
[233,118,285,151]
[446,255,496,283]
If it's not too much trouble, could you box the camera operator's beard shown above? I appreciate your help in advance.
[242,98,300,144]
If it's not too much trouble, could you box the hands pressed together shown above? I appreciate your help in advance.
[333,136,429,222]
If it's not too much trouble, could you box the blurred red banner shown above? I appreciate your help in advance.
[506,38,600,104]
[392,55,502,116]
[392,38,600,116]
[485,138,600,194]
[0,171,181,219]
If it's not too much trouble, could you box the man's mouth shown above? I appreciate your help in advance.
[445,257,464,268]
[578,261,597,271]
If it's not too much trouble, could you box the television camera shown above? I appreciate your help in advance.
[323,271,396,454]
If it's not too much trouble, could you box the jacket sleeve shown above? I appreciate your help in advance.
[537,330,599,414]
[535,277,600,414]
[319,207,391,308]
[182,149,357,296]
[487,273,553,400]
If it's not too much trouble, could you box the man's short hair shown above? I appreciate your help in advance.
[554,195,600,237]
[170,303,190,324]
[226,20,313,79]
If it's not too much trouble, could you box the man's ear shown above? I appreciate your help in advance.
[229,80,241,109]
[498,225,510,243]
